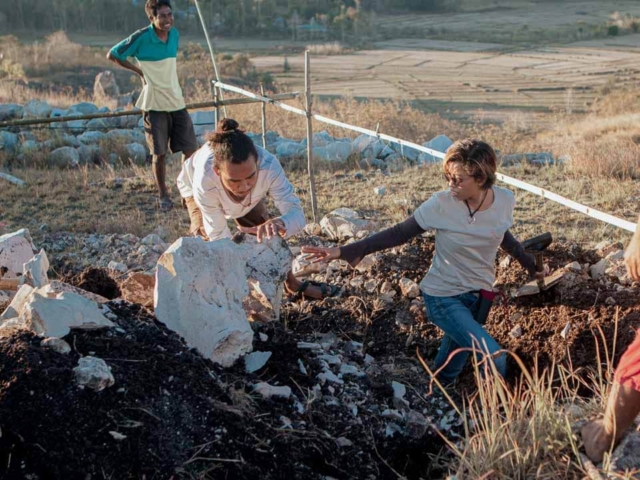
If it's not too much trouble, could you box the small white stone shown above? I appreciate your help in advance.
[385,422,402,437]
[380,281,395,294]
[41,337,71,354]
[363,279,378,292]
[140,234,163,246]
[318,354,341,365]
[253,382,291,399]
[336,437,353,447]
[339,364,360,376]
[297,342,322,350]
[107,261,128,273]
[109,431,127,441]
[399,277,420,298]
[317,370,344,385]
[259,333,269,342]
[510,325,523,339]
[73,356,115,391]
[565,261,582,273]
[381,409,404,422]
[244,351,272,373]
[392,381,406,399]
[374,186,387,196]
[298,359,308,375]
[560,322,571,339]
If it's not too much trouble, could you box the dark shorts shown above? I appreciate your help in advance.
[234,200,270,228]
[143,109,198,156]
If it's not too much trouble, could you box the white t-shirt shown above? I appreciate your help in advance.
[177,144,305,241]
[414,186,515,297]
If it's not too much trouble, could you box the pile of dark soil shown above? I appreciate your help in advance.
[0,300,445,479]
[1,235,638,479]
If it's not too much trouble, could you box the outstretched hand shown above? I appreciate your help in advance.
[237,218,286,243]
[301,245,341,263]
[532,263,551,281]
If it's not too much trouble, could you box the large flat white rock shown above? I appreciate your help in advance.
[154,236,292,367]
[0,229,37,277]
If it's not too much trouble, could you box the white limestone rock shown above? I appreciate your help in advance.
[41,281,108,304]
[399,277,420,298]
[155,237,253,367]
[245,351,272,373]
[0,284,34,321]
[320,208,376,241]
[22,249,49,288]
[41,337,72,354]
[253,382,291,399]
[235,235,293,322]
[590,259,609,279]
[73,356,115,391]
[0,229,37,277]
[22,290,114,337]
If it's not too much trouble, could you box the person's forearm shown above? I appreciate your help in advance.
[340,216,425,267]
[500,230,537,276]
[107,55,144,80]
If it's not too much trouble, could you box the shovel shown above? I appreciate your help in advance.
[515,232,566,297]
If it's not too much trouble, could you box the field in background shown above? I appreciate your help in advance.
[253,35,640,121]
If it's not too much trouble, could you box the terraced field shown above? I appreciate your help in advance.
[254,36,640,117]
[253,1,640,119]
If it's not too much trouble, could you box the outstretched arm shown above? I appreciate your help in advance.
[500,230,542,279]
[302,215,425,267]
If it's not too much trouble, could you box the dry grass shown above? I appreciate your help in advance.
[422,318,639,479]
[1,159,636,251]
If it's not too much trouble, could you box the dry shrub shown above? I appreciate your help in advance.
[305,42,349,55]
[222,94,466,144]
[564,136,640,179]
[425,321,628,480]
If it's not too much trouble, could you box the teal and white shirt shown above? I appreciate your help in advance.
[109,25,185,112]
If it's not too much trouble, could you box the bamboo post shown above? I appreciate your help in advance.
[213,85,220,126]
[304,51,319,223]
[193,0,227,118]
[260,84,267,149]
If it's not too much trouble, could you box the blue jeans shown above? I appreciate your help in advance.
[423,291,506,384]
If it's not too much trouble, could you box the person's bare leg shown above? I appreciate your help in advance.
[285,271,325,299]
[152,154,169,200]
[582,382,640,463]
[181,150,196,163]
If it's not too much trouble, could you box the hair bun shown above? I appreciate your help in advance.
[217,118,240,133]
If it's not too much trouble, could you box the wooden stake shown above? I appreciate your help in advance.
[304,51,319,223]
[260,84,267,149]
[213,86,220,126]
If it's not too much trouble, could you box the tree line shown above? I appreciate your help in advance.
[0,0,457,36]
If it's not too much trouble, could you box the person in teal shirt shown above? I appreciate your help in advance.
[108,0,198,211]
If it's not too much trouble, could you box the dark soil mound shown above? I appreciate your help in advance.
[66,267,121,299]
[0,302,445,479]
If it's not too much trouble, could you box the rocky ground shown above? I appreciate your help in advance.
[1,223,639,479]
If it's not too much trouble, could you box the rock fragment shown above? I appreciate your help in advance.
[73,356,115,391]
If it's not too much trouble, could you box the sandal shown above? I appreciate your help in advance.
[291,280,341,300]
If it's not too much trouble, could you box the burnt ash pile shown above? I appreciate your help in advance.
[1,228,639,479]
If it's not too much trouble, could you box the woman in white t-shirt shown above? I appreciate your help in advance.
[303,139,543,385]
[178,118,338,299]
